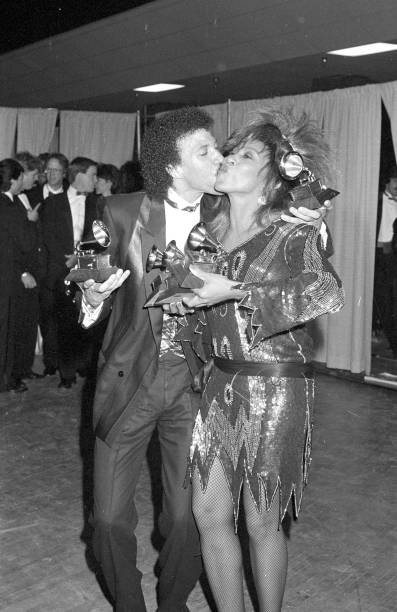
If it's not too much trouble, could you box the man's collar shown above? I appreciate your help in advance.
[384,189,397,201]
[166,187,203,211]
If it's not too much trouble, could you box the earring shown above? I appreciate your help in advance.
[258,195,266,206]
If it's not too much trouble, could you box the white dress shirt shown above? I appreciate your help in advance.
[67,185,86,247]
[378,191,397,244]
[43,184,64,199]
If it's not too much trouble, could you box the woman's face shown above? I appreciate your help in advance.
[214,139,269,197]
[95,177,112,196]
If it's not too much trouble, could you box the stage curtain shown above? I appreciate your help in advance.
[59,110,136,167]
[380,81,397,164]
[16,108,58,155]
[0,107,17,158]
[313,86,382,374]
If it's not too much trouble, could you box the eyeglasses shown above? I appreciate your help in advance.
[45,168,64,174]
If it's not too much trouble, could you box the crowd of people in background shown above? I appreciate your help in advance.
[0,150,143,393]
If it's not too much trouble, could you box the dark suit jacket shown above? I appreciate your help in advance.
[92,191,217,445]
[41,191,97,291]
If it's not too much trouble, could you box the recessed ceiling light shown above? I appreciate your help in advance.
[328,42,397,57]
[133,83,185,93]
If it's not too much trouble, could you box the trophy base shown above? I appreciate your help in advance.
[65,266,119,284]
[144,286,194,307]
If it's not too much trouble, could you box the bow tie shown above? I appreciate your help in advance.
[165,199,199,213]
[76,191,87,196]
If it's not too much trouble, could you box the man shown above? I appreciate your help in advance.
[28,153,69,209]
[12,152,42,385]
[42,157,98,389]
[80,107,325,612]
[27,153,69,376]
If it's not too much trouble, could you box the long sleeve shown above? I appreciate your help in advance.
[239,225,344,346]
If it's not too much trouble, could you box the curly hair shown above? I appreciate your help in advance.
[141,107,214,199]
[211,107,332,239]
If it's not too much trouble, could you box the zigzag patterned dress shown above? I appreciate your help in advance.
[186,220,344,525]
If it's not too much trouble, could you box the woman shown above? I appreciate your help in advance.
[182,109,344,611]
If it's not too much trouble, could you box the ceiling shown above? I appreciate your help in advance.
[1,0,397,116]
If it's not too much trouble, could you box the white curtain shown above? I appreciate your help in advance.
[59,110,136,167]
[0,107,17,159]
[17,108,58,155]
[380,81,397,162]
[313,86,382,373]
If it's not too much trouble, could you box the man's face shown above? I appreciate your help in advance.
[78,165,97,193]
[387,177,397,197]
[45,158,65,189]
[22,169,38,191]
[170,129,223,197]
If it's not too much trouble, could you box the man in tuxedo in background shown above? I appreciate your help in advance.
[27,152,70,377]
[42,157,98,390]
[78,107,326,612]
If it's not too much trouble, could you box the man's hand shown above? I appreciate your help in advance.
[81,269,130,308]
[21,272,37,289]
[27,202,41,222]
[65,253,78,269]
[182,265,245,309]
[281,200,332,227]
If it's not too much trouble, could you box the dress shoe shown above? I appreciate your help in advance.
[7,380,28,393]
[57,378,76,391]
[43,367,57,377]
[22,370,45,380]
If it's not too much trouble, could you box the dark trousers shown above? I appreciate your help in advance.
[39,286,58,371]
[12,285,39,381]
[55,289,93,381]
[373,249,397,355]
[92,354,202,612]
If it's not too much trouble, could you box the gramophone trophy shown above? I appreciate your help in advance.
[144,224,227,307]
[64,219,118,285]
[279,151,339,209]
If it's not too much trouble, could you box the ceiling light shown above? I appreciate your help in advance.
[133,83,185,93]
[328,42,397,57]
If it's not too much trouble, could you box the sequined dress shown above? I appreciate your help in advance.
[184,220,344,524]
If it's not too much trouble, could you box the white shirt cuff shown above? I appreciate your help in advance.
[81,295,103,328]
[320,222,328,249]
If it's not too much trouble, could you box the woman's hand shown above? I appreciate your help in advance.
[81,269,130,308]
[182,265,245,308]
[281,200,332,227]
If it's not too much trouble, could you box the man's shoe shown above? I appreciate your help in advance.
[22,370,45,380]
[57,378,75,391]
[7,380,28,393]
[43,367,57,376]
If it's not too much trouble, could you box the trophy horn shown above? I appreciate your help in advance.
[187,222,225,254]
[146,245,165,272]
[163,240,184,265]
[77,219,111,252]
[92,219,111,248]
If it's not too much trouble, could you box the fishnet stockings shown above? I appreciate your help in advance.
[192,458,287,612]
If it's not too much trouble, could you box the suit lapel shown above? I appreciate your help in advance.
[126,195,165,347]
